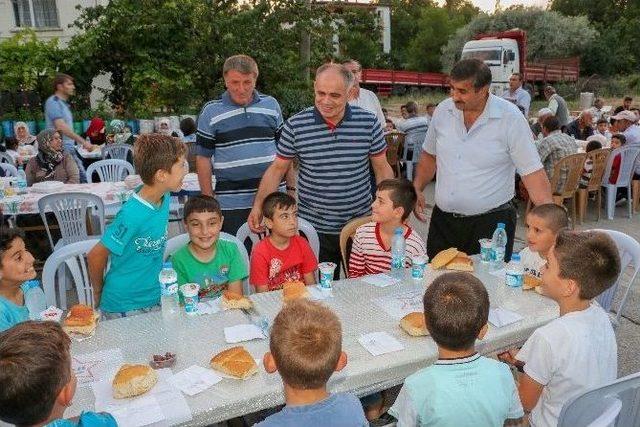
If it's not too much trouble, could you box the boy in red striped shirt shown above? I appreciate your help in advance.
[349,179,426,278]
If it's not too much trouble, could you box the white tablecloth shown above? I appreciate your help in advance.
[68,263,558,425]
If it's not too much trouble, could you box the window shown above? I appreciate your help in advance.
[11,0,60,29]
[461,49,502,63]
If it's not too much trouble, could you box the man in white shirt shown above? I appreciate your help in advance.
[502,73,531,117]
[413,59,552,260]
[342,59,385,127]
[396,101,429,155]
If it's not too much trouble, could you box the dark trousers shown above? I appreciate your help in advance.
[221,208,252,236]
[426,204,517,262]
[318,232,342,280]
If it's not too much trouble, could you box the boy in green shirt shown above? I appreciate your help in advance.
[171,195,247,299]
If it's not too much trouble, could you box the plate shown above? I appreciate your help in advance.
[30,181,65,194]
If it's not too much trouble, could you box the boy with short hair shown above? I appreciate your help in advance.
[609,133,626,185]
[0,321,116,426]
[171,195,247,299]
[349,179,426,278]
[503,230,620,427]
[520,203,569,280]
[250,192,317,292]
[257,299,368,426]
[88,134,187,318]
[595,118,612,141]
[389,272,523,426]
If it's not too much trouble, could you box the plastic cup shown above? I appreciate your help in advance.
[479,239,493,264]
[180,283,200,315]
[411,255,428,280]
[318,262,337,289]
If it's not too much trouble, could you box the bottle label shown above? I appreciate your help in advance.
[161,282,178,296]
[391,257,404,269]
[506,272,523,288]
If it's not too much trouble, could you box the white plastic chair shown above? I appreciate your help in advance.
[601,146,640,220]
[558,370,640,427]
[235,217,320,261]
[0,163,18,177]
[86,159,134,183]
[0,152,15,165]
[42,239,99,308]
[590,229,640,328]
[164,232,253,295]
[102,143,133,163]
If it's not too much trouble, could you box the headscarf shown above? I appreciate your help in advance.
[13,122,37,146]
[158,118,173,136]
[107,119,132,145]
[85,117,106,144]
[35,129,65,180]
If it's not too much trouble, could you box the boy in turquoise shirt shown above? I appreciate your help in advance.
[171,195,247,299]
[88,134,187,318]
[388,272,523,427]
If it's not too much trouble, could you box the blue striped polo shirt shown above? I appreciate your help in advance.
[277,104,387,234]
[195,90,284,210]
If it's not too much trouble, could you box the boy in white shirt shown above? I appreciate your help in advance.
[501,230,621,427]
[520,204,568,288]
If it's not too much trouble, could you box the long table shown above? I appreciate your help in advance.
[68,263,559,425]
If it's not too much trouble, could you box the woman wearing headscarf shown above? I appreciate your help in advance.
[13,122,38,149]
[107,119,134,145]
[84,117,106,145]
[157,118,181,138]
[25,129,79,185]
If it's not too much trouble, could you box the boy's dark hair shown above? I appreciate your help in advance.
[262,192,296,220]
[450,59,492,89]
[179,117,196,136]
[183,195,222,220]
[624,96,633,102]
[612,133,627,145]
[405,101,418,115]
[528,203,569,233]
[133,133,186,185]
[4,137,18,151]
[376,179,417,221]
[52,73,73,92]
[596,118,608,125]
[270,299,342,389]
[553,230,621,300]
[0,321,71,426]
[586,140,602,152]
[423,272,489,351]
[0,227,25,263]
[542,115,560,132]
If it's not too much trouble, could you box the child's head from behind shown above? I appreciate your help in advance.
[134,134,187,190]
[0,321,75,426]
[262,192,298,239]
[372,179,417,223]
[585,140,602,153]
[265,299,346,390]
[179,118,196,137]
[183,195,223,252]
[0,228,35,285]
[4,137,19,151]
[526,204,569,256]
[423,272,489,352]
[611,133,626,149]
[542,230,620,302]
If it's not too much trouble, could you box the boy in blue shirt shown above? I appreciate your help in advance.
[0,321,116,426]
[389,272,524,426]
[257,299,368,427]
[88,134,187,318]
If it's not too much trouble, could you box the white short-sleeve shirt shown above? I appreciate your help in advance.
[422,95,543,215]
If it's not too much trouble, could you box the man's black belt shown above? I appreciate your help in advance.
[446,201,514,219]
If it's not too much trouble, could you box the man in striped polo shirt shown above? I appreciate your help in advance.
[248,63,394,276]
[195,55,288,235]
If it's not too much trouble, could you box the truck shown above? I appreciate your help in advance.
[361,29,579,98]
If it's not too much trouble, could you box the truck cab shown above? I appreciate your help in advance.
[461,38,519,96]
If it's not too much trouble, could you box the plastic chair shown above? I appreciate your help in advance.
[0,163,18,177]
[38,192,105,251]
[339,215,372,276]
[235,217,320,261]
[0,152,15,165]
[384,132,405,177]
[589,228,640,328]
[42,239,99,308]
[102,143,133,163]
[601,146,640,220]
[86,159,134,183]
[164,232,253,295]
[558,370,640,427]
[575,148,610,223]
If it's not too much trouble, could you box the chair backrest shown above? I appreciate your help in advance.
[0,163,18,177]
[385,132,405,168]
[102,143,133,163]
[42,239,99,307]
[164,232,253,295]
[585,148,612,191]
[86,159,134,183]
[0,152,15,165]
[590,228,640,326]
[558,370,640,427]
[38,192,105,250]
[235,218,320,261]
[550,152,587,197]
[602,146,640,187]
[339,215,372,275]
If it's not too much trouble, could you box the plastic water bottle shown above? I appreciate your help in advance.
[491,222,508,268]
[159,262,180,321]
[390,227,406,279]
[505,253,524,288]
[23,280,47,320]
[16,165,27,194]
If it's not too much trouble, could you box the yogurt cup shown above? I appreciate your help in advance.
[318,262,337,289]
[411,255,428,280]
[181,283,200,315]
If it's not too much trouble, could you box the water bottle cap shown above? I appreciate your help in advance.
[162,261,172,268]
[511,253,521,261]
[497,222,505,229]
[394,227,403,235]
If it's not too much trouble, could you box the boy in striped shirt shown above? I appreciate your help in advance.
[349,179,426,278]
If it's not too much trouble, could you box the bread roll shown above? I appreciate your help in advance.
[400,312,428,336]
[63,304,98,335]
[282,281,308,302]
[444,252,474,272]
[431,248,459,269]
[210,346,258,379]
[221,290,253,310]
[523,274,543,290]
[112,364,158,399]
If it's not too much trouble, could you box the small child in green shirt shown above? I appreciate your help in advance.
[171,195,248,299]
